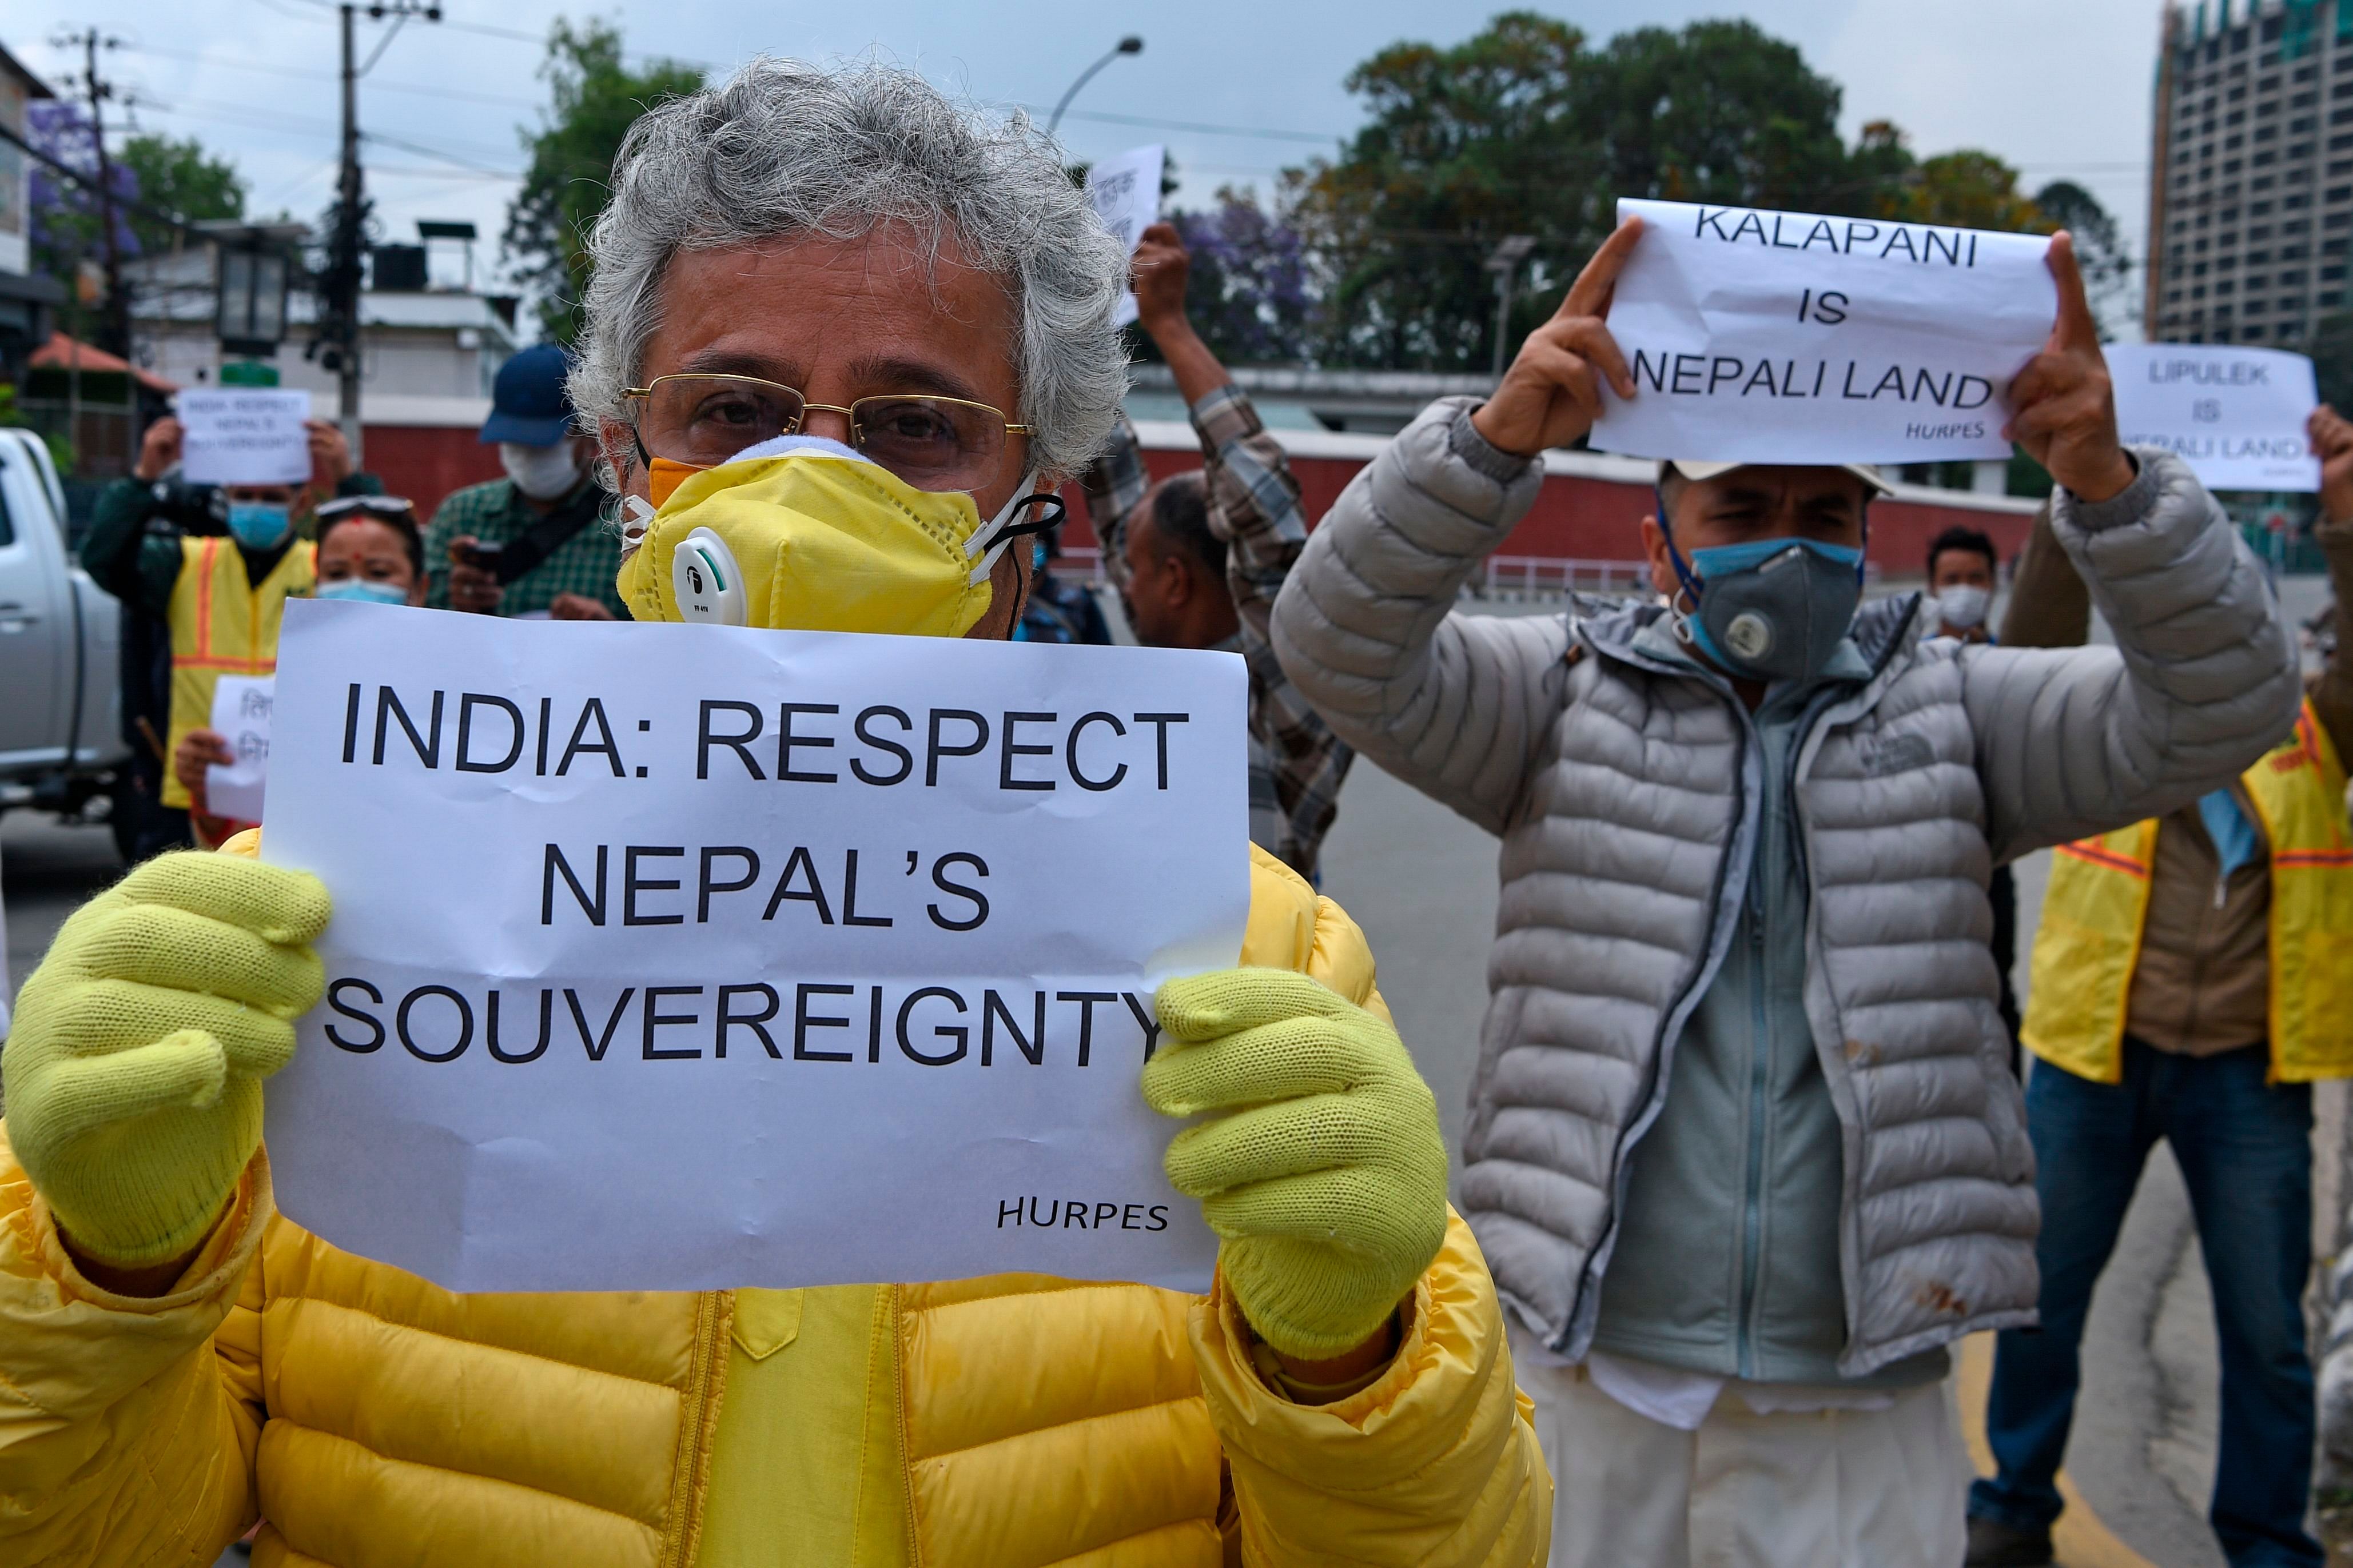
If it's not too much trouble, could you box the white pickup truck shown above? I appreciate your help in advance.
[0,429,126,843]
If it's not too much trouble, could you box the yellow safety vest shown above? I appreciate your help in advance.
[2022,701,2353,1083]
[161,535,314,810]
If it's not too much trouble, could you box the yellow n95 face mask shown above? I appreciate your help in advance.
[616,435,1062,638]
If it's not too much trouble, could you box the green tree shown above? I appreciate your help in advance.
[1586,20,1862,214]
[117,133,245,256]
[1289,14,1909,371]
[2032,179,2133,339]
[1289,11,1598,370]
[503,18,703,345]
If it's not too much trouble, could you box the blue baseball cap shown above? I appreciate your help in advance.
[480,343,576,446]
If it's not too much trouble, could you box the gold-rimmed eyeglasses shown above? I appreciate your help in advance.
[621,373,1031,492]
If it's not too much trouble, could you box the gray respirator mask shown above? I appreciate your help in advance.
[1661,501,1867,685]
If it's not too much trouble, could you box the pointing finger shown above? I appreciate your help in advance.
[1560,216,1646,320]
[2045,232,2099,353]
[1562,318,1635,400]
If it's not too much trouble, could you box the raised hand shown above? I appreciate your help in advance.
[1469,216,1645,458]
[1130,221,1191,333]
[2005,233,2135,504]
[134,416,184,484]
[2307,404,2353,524]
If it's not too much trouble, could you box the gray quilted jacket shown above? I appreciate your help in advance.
[1272,398,2304,1374]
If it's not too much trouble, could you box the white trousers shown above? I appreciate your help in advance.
[1516,1356,1970,1568]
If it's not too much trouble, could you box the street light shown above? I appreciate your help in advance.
[201,220,309,365]
[1485,234,1537,378]
[1047,36,1144,138]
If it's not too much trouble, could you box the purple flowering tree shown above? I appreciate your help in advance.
[28,100,142,342]
[1154,189,1313,366]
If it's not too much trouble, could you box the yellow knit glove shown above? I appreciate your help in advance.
[2,851,329,1268]
[1144,968,1449,1360]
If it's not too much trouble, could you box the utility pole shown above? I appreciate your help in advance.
[1484,235,1536,380]
[54,30,128,358]
[318,0,443,465]
[331,3,362,454]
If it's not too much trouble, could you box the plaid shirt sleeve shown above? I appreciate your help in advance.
[419,480,630,619]
[1191,382,1354,881]
[1077,412,1149,592]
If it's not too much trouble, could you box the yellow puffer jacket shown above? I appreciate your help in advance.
[0,847,1548,1567]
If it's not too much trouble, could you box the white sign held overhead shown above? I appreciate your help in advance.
[177,388,313,486]
[260,601,1249,1296]
[2104,343,2320,492]
[1087,144,1164,328]
[1590,197,2059,465]
[203,674,273,824]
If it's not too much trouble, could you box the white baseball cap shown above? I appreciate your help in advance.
[1659,459,1893,496]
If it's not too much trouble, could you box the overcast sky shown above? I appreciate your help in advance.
[14,0,2165,326]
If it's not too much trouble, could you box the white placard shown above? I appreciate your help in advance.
[2105,342,2320,492]
[260,600,1249,1295]
[177,388,313,486]
[203,674,273,823]
[1591,198,2059,465]
[1088,144,1164,328]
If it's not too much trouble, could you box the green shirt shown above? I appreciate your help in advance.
[420,476,629,619]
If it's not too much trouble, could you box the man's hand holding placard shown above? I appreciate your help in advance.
[2006,233,2135,504]
[2310,404,2353,524]
[1471,217,1645,460]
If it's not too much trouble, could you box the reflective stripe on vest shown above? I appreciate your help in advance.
[162,536,315,810]
[2022,701,2353,1084]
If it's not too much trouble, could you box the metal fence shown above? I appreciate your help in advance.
[1476,556,1654,599]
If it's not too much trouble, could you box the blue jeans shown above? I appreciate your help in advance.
[1970,1039,2321,1568]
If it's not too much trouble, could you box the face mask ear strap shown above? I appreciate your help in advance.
[1654,485,1705,608]
[965,485,1065,586]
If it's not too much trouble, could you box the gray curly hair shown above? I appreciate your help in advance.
[571,58,1128,478]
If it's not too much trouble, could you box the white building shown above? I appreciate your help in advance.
[125,244,516,423]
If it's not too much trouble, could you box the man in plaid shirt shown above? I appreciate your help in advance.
[421,344,629,620]
[1083,222,1352,881]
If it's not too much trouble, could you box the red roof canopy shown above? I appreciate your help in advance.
[30,332,180,396]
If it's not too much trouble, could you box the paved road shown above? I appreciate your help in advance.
[0,571,2335,1568]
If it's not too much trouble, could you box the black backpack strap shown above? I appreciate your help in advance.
[495,483,605,585]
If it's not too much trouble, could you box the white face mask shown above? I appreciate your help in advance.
[500,441,583,500]
[1933,582,1990,632]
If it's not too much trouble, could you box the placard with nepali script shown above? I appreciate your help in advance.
[2105,342,2320,492]
[259,599,1248,1295]
[1590,197,2058,464]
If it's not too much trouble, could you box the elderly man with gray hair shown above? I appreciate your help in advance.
[0,61,1548,1567]
[1270,220,2304,1566]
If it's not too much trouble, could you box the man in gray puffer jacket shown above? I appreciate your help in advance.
[1271,217,2305,1568]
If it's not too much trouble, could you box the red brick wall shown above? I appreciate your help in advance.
[1061,449,2036,572]
[361,425,505,522]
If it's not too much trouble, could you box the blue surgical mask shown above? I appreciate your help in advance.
[1672,534,1864,685]
[316,577,409,606]
[226,501,293,551]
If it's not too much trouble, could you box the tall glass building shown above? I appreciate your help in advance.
[2148,0,2353,343]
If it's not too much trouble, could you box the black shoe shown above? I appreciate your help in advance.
[1964,1514,2053,1568]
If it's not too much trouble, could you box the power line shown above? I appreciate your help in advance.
[368,164,521,181]
[363,130,517,177]
[1015,103,1338,145]
[110,41,540,108]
